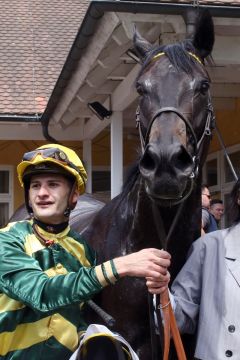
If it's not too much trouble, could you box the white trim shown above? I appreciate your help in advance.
[0,165,14,223]
[111,112,123,198]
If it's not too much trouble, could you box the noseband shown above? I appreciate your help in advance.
[136,101,214,178]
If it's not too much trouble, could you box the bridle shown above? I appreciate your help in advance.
[135,51,215,360]
[136,51,215,205]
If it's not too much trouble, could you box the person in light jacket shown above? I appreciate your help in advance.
[147,179,240,360]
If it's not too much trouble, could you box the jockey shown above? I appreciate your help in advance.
[0,143,170,360]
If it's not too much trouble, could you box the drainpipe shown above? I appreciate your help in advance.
[41,0,240,141]
[183,8,199,38]
[0,114,41,122]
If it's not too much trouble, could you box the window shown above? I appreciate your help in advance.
[0,166,13,228]
[203,152,220,193]
[205,158,218,187]
[92,171,110,192]
[223,150,240,183]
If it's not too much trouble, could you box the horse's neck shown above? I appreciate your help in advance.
[130,179,202,280]
[133,187,178,243]
[126,180,176,251]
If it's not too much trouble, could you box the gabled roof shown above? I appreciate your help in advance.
[39,0,240,142]
[0,0,89,116]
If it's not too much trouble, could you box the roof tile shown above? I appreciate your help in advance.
[0,0,90,115]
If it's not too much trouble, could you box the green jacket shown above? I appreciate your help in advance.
[0,220,115,359]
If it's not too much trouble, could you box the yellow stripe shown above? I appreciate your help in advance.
[44,264,68,277]
[188,51,202,64]
[0,314,78,355]
[50,313,78,351]
[24,228,91,269]
[104,261,117,285]
[152,52,165,61]
[95,265,108,287]
[0,222,16,232]
[59,236,91,267]
[0,293,25,313]
[152,51,202,65]
[24,233,45,255]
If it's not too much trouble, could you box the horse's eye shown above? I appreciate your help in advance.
[136,83,145,96]
[200,81,209,95]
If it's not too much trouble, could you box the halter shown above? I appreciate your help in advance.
[136,51,215,204]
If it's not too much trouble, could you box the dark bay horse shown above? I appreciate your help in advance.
[82,10,215,359]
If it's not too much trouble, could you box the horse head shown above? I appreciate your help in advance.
[134,10,215,206]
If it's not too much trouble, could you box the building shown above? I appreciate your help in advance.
[0,0,240,227]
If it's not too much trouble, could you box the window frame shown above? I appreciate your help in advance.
[0,165,14,225]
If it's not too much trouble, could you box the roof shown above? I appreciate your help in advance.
[0,0,89,116]
[0,0,240,123]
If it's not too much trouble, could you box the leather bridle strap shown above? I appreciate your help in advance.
[151,201,187,360]
[145,107,198,155]
[136,99,214,183]
[159,290,187,360]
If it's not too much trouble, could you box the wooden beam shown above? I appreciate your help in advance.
[213,35,240,65]
[212,83,240,98]
[50,12,120,124]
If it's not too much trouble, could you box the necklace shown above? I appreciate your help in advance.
[32,223,55,247]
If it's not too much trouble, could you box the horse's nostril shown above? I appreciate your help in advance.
[174,148,193,171]
[139,150,156,172]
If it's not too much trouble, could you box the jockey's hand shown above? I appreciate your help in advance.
[113,248,171,280]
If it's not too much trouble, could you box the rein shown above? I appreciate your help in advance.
[151,200,187,360]
[136,50,215,360]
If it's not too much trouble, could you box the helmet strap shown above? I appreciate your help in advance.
[64,181,78,218]
[24,185,34,216]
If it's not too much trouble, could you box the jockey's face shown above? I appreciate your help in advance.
[28,174,77,224]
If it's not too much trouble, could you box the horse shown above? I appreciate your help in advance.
[81,9,215,359]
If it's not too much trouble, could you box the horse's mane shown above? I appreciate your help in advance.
[121,161,140,198]
[111,160,140,221]
[137,39,199,80]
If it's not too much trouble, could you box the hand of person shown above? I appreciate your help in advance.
[113,248,171,280]
[145,272,170,294]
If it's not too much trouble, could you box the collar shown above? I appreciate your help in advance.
[33,218,69,234]
[224,223,240,260]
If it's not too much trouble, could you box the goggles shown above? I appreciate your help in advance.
[23,148,84,182]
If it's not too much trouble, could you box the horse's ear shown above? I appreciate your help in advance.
[133,26,153,62]
[192,9,214,59]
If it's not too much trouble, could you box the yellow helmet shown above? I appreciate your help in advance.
[17,144,87,194]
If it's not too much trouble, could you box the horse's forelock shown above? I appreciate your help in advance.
[136,41,200,81]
